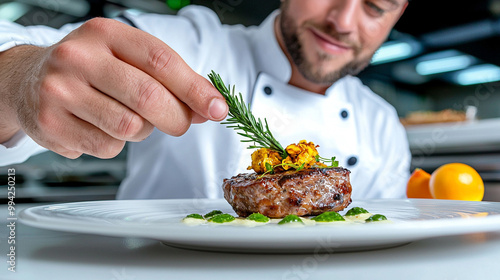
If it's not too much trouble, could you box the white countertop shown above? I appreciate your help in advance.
[2,203,500,280]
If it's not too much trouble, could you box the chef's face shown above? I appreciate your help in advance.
[279,0,408,85]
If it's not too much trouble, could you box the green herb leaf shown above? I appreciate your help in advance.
[295,162,305,171]
[265,162,273,173]
[316,155,340,168]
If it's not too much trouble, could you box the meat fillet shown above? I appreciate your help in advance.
[222,167,352,218]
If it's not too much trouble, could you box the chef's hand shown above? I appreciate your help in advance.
[0,18,228,159]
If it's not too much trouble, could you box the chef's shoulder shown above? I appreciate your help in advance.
[124,5,251,77]
[127,5,222,37]
[122,6,224,63]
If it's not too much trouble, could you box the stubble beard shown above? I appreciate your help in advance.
[279,7,375,85]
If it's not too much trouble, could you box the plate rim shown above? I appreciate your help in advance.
[18,198,500,252]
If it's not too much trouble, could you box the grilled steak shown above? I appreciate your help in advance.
[222,167,352,218]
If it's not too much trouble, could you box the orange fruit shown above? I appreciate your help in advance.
[407,168,432,199]
[429,163,484,201]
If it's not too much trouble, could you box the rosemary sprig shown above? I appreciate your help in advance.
[208,71,287,158]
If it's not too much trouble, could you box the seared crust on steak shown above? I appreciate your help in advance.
[223,167,352,218]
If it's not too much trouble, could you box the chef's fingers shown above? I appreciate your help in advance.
[191,112,208,124]
[80,52,194,136]
[44,142,83,159]
[32,70,131,158]
[64,80,155,142]
[82,18,228,122]
[52,112,127,159]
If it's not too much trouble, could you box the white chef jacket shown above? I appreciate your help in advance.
[0,6,411,200]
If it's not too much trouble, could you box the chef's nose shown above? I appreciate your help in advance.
[326,0,360,34]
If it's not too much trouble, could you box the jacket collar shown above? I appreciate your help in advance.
[250,10,291,84]
[250,10,348,99]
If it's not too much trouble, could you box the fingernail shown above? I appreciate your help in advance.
[208,98,228,120]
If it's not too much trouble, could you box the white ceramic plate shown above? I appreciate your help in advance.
[19,199,500,253]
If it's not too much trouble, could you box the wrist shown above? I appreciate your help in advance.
[0,45,43,142]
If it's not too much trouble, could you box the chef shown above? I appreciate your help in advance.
[0,0,411,200]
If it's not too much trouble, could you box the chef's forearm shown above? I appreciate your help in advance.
[0,45,43,143]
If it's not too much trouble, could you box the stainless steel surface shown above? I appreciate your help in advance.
[485,183,500,202]
[1,151,124,203]
[406,118,500,155]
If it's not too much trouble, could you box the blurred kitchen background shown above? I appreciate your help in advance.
[1,0,499,203]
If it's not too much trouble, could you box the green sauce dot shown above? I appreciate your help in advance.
[278,215,303,225]
[312,211,345,222]
[209,213,235,223]
[204,210,223,219]
[185,213,204,219]
[365,214,387,222]
[345,207,369,216]
[246,213,270,223]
